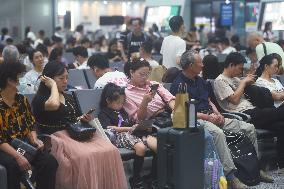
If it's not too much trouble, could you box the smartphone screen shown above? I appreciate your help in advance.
[150,84,159,92]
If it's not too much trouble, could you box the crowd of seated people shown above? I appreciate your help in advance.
[1,13,284,189]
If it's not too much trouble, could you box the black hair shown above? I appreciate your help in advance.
[87,54,109,69]
[169,16,184,33]
[6,38,13,44]
[51,35,63,43]
[34,61,66,99]
[1,27,8,35]
[81,38,90,45]
[55,26,62,31]
[256,53,282,77]
[131,18,143,26]
[202,55,220,80]
[140,40,152,54]
[264,21,272,32]
[108,38,118,53]
[220,37,230,46]
[0,43,4,54]
[230,35,240,44]
[76,25,84,32]
[49,48,63,62]
[43,37,51,47]
[153,39,163,54]
[72,46,88,58]
[277,40,284,47]
[100,83,125,109]
[0,62,26,89]
[24,26,31,38]
[124,57,151,78]
[66,37,76,46]
[36,43,48,57]
[16,43,26,54]
[223,52,246,68]
[38,30,45,37]
[1,27,8,41]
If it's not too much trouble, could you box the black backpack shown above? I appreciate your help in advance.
[224,130,260,186]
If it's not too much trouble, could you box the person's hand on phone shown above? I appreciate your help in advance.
[142,91,155,105]
[80,113,93,122]
[242,74,256,85]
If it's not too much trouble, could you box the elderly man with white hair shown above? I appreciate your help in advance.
[2,45,19,63]
[247,32,284,74]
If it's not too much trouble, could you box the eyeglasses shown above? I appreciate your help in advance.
[138,72,150,78]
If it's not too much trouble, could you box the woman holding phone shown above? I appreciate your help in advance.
[32,62,127,189]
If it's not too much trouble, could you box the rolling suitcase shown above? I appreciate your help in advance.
[157,125,204,189]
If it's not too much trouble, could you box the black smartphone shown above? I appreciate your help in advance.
[150,84,159,92]
[86,108,96,114]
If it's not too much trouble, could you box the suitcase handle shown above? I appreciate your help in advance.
[164,143,174,189]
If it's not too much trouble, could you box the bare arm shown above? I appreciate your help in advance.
[226,75,255,105]
[271,91,284,101]
[40,76,60,111]
[168,99,175,110]
[137,91,155,120]
[176,56,181,66]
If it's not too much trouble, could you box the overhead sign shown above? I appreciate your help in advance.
[221,3,233,26]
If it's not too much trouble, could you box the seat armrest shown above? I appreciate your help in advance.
[104,129,116,143]
[223,111,251,122]
[221,113,242,120]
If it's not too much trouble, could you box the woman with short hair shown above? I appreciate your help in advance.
[0,62,58,189]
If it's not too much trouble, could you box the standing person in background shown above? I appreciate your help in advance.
[25,26,36,42]
[33,30,45,48]
[263,22,275,42]
[124,18,148,59]
[99,36,108,53]
[74,24,84,44]
[0,27,10,45]
[160,15,186,69]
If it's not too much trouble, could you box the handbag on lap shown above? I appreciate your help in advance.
[67,122,96,141]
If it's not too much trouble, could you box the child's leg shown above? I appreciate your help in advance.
[132,142,146,179]
[146,136,157,153]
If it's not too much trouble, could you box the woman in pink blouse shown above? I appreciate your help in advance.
[123,58,175,187]
[123,58,175,121]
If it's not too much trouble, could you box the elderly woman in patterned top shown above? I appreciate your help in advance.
[0,62,58,189]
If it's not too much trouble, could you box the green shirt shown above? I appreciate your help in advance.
[256,42,284,62]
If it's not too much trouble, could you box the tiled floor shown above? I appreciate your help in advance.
[249,169,284,189]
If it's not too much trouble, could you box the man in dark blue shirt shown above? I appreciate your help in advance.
[170,50,273,187]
